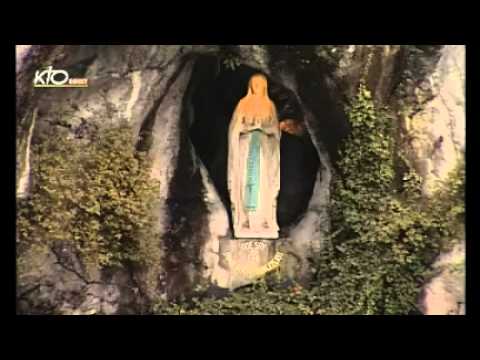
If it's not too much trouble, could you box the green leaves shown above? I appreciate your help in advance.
[152,279,324,315]
[310,84,465,315]
[17,122,162,276]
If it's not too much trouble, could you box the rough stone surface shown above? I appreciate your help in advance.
[397,46,465,315]
[420,242,465,315]
[16,241,135,315]
[16,45,32,73]
[16,45,465,314]
[401,45,465,196]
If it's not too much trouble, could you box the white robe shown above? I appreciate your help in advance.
[227,107,281,239]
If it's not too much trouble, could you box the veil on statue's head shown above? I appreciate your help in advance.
[236,73,276,126]
[246,73,269,97]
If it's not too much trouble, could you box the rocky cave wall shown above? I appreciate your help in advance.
[16,45,465,314]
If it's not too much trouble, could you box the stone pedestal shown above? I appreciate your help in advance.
[212,238,277,289]
[208,237,305,290]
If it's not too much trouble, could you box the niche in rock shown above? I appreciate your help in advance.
[186,56,320,232]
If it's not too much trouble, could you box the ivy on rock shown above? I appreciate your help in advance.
[17,122,162,279]
[311,84,464,315]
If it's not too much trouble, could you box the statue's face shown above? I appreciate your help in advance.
[250,76,266,95]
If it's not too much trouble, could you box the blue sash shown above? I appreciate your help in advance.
[245,130,261,211]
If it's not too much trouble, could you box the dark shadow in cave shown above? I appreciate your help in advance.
[187,55,320,232]
[295,64,350,165]
[266,45,351,165]
[162,56,210,300]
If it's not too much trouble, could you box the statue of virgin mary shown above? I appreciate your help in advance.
[228,74,281,239]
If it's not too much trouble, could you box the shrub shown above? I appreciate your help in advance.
[17,122,161,277]
[152,279,322,315]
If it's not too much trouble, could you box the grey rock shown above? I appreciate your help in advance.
[16,45,465,314]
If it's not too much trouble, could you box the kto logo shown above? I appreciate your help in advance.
[33,66,88,88]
